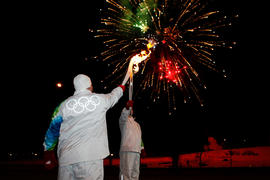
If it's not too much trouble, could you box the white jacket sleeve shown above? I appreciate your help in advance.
[104,86,124,109]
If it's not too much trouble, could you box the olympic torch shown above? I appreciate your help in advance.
[127,40,155,101]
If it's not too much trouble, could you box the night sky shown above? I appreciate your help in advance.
[2,0,269,158]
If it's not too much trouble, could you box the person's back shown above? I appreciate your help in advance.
[119,101,144,180]
[58,88,123,166]
[43,74,127,180]
[119,108,142,153]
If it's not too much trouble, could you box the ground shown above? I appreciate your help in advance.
[1,164,270,180]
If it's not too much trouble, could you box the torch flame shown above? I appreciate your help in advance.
[129,40,155,76]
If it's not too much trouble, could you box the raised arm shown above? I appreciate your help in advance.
[104,85,125,109]
[119,101,133,130]
[104,67,132,109]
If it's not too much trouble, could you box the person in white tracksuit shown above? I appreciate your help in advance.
[43,74,128,180]
[119,100,145,180]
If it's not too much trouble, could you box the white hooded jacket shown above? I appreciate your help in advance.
[119,108,143,153]
[44,74,124,166]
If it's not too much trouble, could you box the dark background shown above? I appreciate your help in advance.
[2,0,269,159]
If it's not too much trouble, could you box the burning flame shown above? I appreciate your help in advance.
[129,40,155,76]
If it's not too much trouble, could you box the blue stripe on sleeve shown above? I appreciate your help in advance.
[44,115,63,151]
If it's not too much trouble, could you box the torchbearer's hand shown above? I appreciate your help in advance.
[126,100,134,110]
[44,150,58,170]
[118,85,126,92]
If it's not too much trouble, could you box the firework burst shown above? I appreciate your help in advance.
[94,0,238,112]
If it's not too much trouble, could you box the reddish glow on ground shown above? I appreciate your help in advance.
[104,156,173,168]
[104,146,270,168]
[178,146,270,168]
[5,147,270,168]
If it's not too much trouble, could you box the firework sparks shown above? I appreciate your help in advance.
[94,0,238,112]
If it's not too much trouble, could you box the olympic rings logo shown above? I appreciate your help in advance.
[66,95,100,113]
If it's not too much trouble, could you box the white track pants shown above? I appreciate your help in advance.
[119,152,140,180]
[58,160,104,180]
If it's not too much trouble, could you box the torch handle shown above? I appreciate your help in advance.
[129,73,133,101]
[129,74,133,115]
